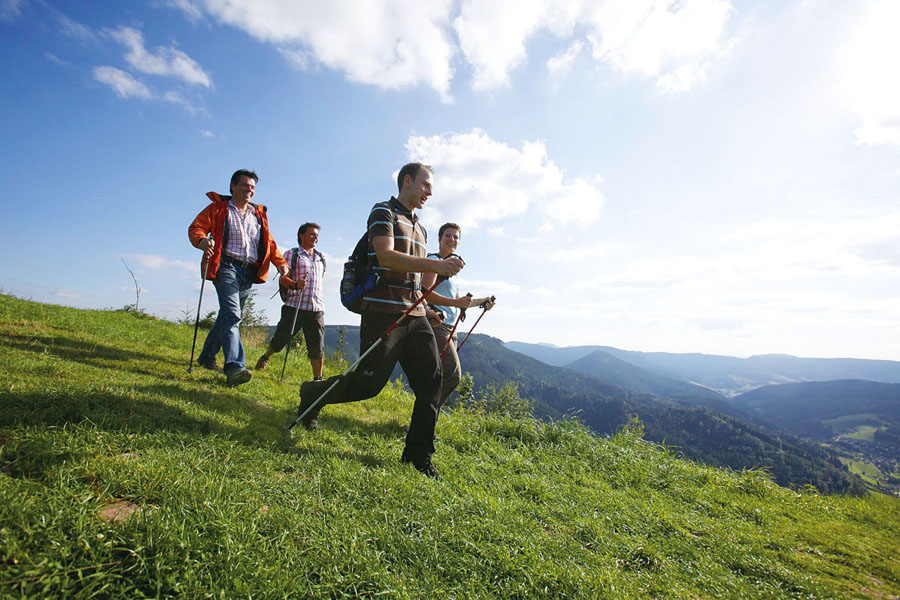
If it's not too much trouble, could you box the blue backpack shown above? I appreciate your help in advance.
[340,204,396,314]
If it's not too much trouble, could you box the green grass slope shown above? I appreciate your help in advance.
[1,294,898,599]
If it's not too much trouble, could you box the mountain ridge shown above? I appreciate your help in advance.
[505,340,900,396]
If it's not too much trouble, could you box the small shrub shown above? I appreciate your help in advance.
[240,290,269,347]
[477,381,534,419]
[333,326,347,366]
[454,372,475,407]
[177,306,217,329]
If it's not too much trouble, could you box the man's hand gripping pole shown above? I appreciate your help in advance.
[456,295,496,352]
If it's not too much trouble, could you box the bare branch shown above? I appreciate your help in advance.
[121,257,141,311]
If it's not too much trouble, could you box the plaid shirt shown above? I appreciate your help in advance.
[223,201,260,263]
[363,197,427,316]
[283,247,325,311]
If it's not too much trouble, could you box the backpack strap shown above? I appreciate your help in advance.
[366,201,397,275]
[290,247,299,278]
[426,252,446,284]
[428,252,462,284]
[315,249,326,273]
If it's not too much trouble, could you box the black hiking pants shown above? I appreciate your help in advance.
[304,311,441,460]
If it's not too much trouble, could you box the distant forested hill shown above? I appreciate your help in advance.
[732,379,900,441]
[505,341,900,396]
[458,335,864,494]
[564,350,754,421]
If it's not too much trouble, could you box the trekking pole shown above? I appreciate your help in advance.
[285,278,441,432]
[456,296,495,352]
[440,293,471,359]
[280,292,303,382]
[187,235,213,373]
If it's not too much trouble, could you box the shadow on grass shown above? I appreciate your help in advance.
[305,412,409,440]
[0,333,179,377]
[1,384,410,476]
[1,388,221,436]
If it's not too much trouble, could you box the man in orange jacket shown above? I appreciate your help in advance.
[188,169,290,386]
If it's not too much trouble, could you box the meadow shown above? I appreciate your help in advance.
[1,294,898,599]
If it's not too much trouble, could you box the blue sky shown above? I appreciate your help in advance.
[3,0,900,360]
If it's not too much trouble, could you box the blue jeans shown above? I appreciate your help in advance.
[198,260,253,374]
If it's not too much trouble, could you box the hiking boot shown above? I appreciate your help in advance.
[297,380,321,431]
[196,359,223,373]
[226,368,252,387]
[255,354,270,371]
[401,452,440,480]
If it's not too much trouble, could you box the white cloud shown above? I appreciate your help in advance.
[55,11,98,42]
[108,26,212,87]
[725,212,900,275]
[455,0,733,92]
[161,90,202,113]
[187,0,455,101]
[164,0,734,97]
[655,62,706,94]
[573,214,900,320]
[200,129,215,137]
[546,40,584,76]
[545,244,607,262]
[584,0,731,83]
[0,0,23,22]
[55,289,80,299]
[162,0,204,22]
[455,0,573,90]
[92,67,202,112]
[93,66,153,99]
[125,254,197,272]
[44,52,70,66]
[839,0,900,146]
[405,128,605,231]
[455,278,520,296]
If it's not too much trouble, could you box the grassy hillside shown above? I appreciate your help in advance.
[1,294,899,599]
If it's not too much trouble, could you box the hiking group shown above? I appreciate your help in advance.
[188,163,495,478]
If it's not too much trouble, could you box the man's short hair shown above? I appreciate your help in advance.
[230,169,259,192]
[397,162,432,193]
[439,222,461,239]
[297,222,320,240]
